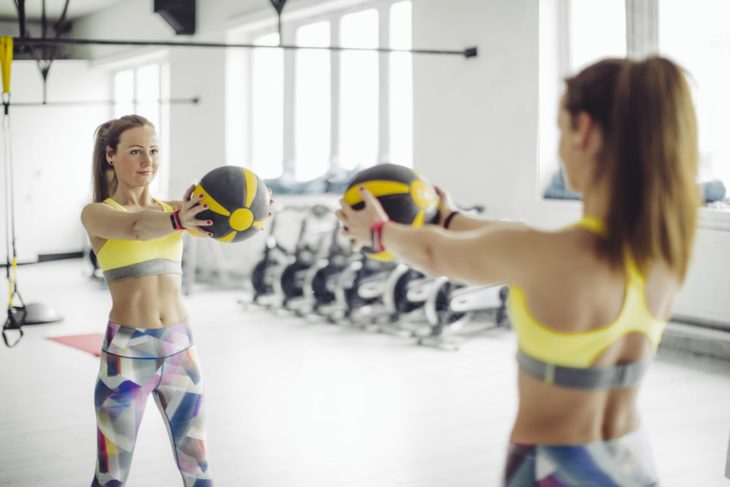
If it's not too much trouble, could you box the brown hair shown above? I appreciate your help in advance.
[91,115,154,202]
[565,57,700,281]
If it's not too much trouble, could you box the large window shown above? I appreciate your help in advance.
[568,1,626,74]
[389,1,413,167]
[339,9,379,170]
[237,0,413,183]
[113,61,170,197]
[295,21,331,181]
[539,0,626,197]
[539,0,729,210]
[251,32,284,179]
[659,0,730,194]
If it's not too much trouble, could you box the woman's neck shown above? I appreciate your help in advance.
[112,185,153,207]
[582,181,611,221]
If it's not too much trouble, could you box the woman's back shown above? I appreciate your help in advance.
[510,222,680,444]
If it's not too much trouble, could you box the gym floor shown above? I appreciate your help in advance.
[1,259,729,486]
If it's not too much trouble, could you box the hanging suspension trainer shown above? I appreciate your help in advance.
[0,35,63,348]
[1,35,25,347]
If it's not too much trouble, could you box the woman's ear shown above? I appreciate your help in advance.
[574,112,595,149]
[105,146,114,165]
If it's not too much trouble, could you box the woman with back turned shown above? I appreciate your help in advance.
[337,57,699,486]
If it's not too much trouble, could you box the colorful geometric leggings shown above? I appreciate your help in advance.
[503,428,658,486]
[92,321,212,486]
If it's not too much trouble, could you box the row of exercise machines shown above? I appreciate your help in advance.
[242,203,511,350]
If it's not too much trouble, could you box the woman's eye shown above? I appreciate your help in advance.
[131,149,140,155]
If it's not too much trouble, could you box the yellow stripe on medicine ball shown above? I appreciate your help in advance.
[409,180,437,210]
[412,210,425,227]
[217,231,237,243]
[194,185,230,216]
[343,180,410,205]
[252,220,266,229]
[243,168,257,208]
[230,207,254,231]
[369,250,396,262]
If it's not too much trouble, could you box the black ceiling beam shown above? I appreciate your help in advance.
[13,36,478,58]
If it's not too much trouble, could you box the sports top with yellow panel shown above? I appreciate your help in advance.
[95,198,183,282]
[508,216,668,389]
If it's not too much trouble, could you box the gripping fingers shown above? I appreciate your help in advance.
[182,194,204,212]
[183,184,196,201]
[192,202,209,215]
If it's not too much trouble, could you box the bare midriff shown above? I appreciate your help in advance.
[107,274,187,328]
[511,370,641,444]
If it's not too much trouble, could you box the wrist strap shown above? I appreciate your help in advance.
[370,220,390,252]
[443,210,460,229]
[170,209,185,231]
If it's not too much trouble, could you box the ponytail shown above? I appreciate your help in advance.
[566,57,700,281]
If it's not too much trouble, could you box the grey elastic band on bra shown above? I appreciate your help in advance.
[104,259,182,282]
[516,350,652,389]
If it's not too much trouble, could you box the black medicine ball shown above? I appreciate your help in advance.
[191,165,269,243]
[343,163,439,261]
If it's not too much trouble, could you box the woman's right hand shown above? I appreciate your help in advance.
[434,185,458,227]
[179,184,213,236]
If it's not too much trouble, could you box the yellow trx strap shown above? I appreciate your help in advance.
[0,36,11,103]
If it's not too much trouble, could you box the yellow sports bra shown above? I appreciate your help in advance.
[508,216,668,370]
[95,198,183,282]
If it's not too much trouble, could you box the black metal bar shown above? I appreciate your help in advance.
[16,0,27,38]
[9,97,200,107]
[54,0,72,37]
[13,36,478,58]
[41,0,47,39]
[57,0,71,30]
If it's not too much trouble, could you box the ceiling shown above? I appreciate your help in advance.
[0,0,125,22]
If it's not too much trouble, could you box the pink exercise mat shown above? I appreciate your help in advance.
[47,333,104,357]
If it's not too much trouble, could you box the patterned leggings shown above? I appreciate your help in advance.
[92,321,212,486]
[503,429,658,486]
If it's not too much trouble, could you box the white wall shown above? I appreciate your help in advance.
[0,61,110,261]
[413,0,539,219]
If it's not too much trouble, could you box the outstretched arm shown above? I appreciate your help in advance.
[337,188,533,285]
[82,186,211,241]
[434,185,525,233]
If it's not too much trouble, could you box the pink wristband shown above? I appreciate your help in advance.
[170,209,186,231]
[370,220,390,252]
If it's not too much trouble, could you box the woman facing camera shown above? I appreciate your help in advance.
[82,115,214,486]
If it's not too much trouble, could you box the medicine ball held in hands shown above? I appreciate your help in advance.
[343,163,439,261]
[190,165,269,243]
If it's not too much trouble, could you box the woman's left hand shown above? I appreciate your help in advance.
[336,187,389,250]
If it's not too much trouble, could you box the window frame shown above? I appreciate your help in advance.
[229,0,412,183]
[539,0,730,231]
[110,56,171,199]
